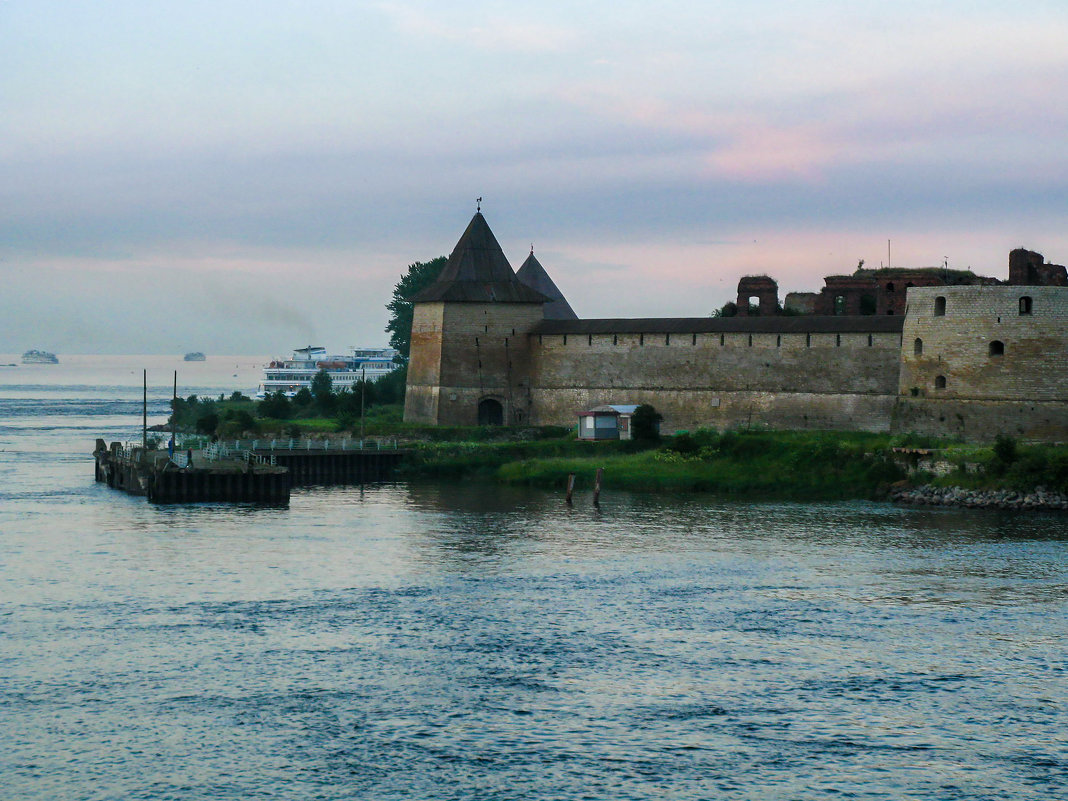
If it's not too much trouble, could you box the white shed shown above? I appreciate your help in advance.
[577,404,640,441]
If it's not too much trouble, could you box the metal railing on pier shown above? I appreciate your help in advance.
[202,437,396,463]
[234,437,398,452]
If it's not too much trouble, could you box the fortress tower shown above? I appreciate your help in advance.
[896,284,1068,440]
[403,212,550,426]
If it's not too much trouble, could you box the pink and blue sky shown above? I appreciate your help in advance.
[2,0,1067,353]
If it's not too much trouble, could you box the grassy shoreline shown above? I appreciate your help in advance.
[166,400,1068,501]
[400,428,1068,501]
[402,429,904,500]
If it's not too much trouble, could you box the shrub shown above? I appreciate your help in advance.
[195,412,219,435]
[228,409,256,430]
[258,391,292,419]
[993,434,1017,465]
[631,404,663,443]
[374,366,407,405]
[665,432,698,454]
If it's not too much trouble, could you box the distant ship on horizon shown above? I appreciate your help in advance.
[22,349,58,364]
[183,352,206,361]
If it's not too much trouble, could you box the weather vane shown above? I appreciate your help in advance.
[476,196,482,213]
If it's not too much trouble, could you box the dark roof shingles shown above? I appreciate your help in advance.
[411,212,549,304]
[515,252,578,319]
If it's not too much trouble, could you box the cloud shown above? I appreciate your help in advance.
[2,1,1068,352]
[376,1,577,52]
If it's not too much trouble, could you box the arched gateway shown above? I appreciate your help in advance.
[477,398,504,426]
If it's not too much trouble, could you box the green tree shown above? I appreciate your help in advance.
[631,404,663,443]
[311,368,333,400]
[993,434,1018,465]
[195,412,219,435]
[374,365,407,405]
[311,368,337,415]
[335,379,377,420]
[169,394,220,431]
[258,391,292,420]
[385,256,447,361]
[219,409,257,437]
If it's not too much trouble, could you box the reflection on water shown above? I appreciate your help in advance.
[1,364,1067,799]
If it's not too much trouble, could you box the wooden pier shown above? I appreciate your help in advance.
[94,440,290,504]
[261,448,406,484]
[93,437,410,505]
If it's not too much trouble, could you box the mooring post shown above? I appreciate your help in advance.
[566,473,576,505]
[593,468,604,505]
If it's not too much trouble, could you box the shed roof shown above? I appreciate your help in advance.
[532,315,905,335]
[410,212,550,304]
[582,404,639,415]
[516,251,578,319]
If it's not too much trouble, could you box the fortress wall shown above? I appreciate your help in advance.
[893,398,1068,443]
[532,387,897,433]
[526,329,901,431]
[900,286,1068,402]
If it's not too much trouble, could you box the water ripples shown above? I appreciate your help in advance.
[2,370,1068,799]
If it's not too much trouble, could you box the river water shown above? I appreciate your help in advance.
[1,355,1066,800]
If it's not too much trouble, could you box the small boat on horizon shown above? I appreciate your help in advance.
[22,349,58,364]
[183,352,206,362]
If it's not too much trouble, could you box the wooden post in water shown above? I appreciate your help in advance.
[593,467,604,505]
[565,473,576,505]
[142,369,147,450]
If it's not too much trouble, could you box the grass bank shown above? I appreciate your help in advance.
[401,429,907,500]
[496,430,906,500]
[404,428,1068,500]
[172,395,1068,500]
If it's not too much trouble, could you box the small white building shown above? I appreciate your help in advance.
[577,404,640,441]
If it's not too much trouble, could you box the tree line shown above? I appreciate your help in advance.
[256,366,406,422]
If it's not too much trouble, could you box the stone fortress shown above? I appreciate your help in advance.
[404,212,1068,442]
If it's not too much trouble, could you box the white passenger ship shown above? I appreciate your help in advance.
[256,346,399,399]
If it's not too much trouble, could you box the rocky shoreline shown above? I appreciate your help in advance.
[891,483,1068,511]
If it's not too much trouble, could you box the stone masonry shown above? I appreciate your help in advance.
[405,212,1068,441]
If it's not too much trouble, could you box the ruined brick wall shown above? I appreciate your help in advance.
[784,292,818,314]
[1007,248,1067,286]
[526,330,902,431]
[817,276,878,316]
[404,301,544,425]
[735,276,779,317]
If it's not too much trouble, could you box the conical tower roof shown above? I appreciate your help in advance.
[410,212,550,303]
[516,251,578,319]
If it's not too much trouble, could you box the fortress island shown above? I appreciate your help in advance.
[405,212,1068,443]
